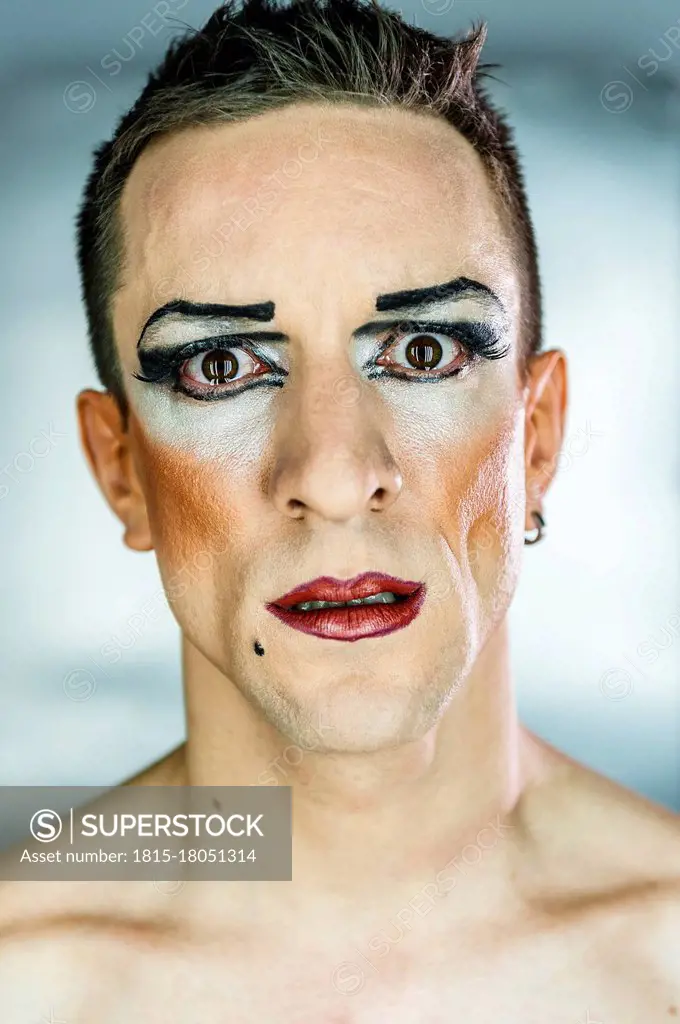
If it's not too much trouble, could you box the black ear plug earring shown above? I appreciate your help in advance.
[524,510,545,545]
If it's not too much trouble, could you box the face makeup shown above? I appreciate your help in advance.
[128,275,511,463]
[113,103,527,752]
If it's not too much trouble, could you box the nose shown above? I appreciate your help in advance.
[267,372,403,523]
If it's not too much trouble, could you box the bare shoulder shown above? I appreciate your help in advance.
[517,731,680,973]
[0,742,187,1017]
[520,731,680,875]
[0,868,184,1021]
[0,743,186,934]
[0,771,188,1021]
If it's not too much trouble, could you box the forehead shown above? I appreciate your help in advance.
[113,102,519,356]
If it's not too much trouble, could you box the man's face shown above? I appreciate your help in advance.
[95,102,551,752]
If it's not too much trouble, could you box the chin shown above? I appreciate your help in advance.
[252,665,451,754]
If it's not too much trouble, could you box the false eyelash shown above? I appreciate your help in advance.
[374,319,510,364]
[133,336,278,385]
[132,320,509,396]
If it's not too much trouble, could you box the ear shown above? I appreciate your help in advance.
[523,349,568,531]
[76,390,153,552]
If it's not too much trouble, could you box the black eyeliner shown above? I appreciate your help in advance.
[168,376,286,403]
[369,319,510,364]
[133,333,286,384]
[132,319,508,398]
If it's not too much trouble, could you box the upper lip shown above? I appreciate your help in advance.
[269,572,423,609]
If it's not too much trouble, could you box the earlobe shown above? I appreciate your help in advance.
[523,349,568,527]
[76,389,154,552]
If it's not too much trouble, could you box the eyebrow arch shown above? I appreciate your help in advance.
[375,276,505,313]
[137,298,276,347]
[137,276,505,349]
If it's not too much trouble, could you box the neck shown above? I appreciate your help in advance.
[173,617,541,921]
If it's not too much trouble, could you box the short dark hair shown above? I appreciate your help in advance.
[75,0,542,404]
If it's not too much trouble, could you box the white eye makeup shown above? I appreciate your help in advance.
[126,280,514,456]
[133,300,286,392]
[355,313,509,385]
[135,334,289,402]
[134,292,509,397]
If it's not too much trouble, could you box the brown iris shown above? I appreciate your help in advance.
[405,335,443,370]
[202,349,238,385]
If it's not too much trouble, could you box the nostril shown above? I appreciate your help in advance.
[287,498,306,516]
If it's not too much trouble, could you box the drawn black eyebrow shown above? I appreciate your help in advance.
[137,298,276,347]
[136,277,505,353]
[375,276,505,314]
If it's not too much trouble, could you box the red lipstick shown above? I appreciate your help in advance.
[266,572,425,642]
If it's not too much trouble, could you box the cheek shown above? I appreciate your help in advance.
[444,414,526,634]
[125,375,278,466]
[385,369,524,550]
[446,412,524,547]
[129,416,255,579]
[388,377,525,602]
[458,423,526,592]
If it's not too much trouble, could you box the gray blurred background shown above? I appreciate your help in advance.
[1,0,678,806]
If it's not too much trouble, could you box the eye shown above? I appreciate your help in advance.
[179,346,270,395]
[375,330,470,377]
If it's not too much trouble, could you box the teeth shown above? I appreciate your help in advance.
[292,591,399,612]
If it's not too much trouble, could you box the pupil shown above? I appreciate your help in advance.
[202,350,238,384]
[406,336,442,370]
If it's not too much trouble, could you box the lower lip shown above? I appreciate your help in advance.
[265,589,425,642]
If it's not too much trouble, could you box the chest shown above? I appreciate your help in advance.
[57,922,676,1024]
